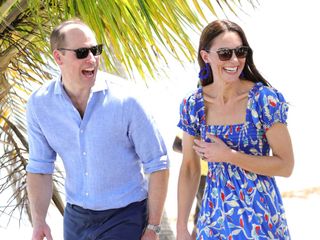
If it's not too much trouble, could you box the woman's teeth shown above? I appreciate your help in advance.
[224,67,237,72]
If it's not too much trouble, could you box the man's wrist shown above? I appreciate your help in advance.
[146,224,161,235]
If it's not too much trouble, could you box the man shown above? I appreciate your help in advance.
[26,19,169,240]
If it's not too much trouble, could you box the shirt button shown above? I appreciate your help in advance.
[83,152,86,155]
[85,172,88,176]
[85,192,89,196]
[80,129,84,133]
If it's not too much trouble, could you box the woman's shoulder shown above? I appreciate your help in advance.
[181,87,203,106]
[178,87,203,135]
[249,82,286,106]
[248,81,289,129]
[179,87,204,118]
[250,82,283,96]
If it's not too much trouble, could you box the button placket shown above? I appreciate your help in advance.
[79,123,89,198]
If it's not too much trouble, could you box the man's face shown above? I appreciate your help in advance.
[54,24,100,92]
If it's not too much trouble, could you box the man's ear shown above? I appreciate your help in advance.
[53,49,63,65]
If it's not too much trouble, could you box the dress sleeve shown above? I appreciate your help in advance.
[251,85,289,131]
[177,92,201,137]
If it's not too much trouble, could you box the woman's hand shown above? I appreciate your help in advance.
[193,123,294,177]
[176,228,193,240]
[193,134,233,163]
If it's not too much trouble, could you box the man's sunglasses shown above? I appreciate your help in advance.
[58,44,103,59]
[206,46,250,61]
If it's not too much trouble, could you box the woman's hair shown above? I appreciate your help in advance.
[197,19,270,87]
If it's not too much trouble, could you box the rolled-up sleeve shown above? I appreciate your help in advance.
[26,97,56,174]
[126,97,169,174]
[26,158,55,174]
[143,155,169,174]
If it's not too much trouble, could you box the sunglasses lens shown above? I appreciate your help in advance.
[90,46,98,56]
[89,45,103,57]
[235,47,249,58]
[94,45,103,56]
[75,48,90,59]
[215,46,250,61]
[74,45,103,59]
[217,49,233,61]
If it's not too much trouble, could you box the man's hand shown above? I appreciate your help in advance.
[32,222,53,240]
[141,229,159,240]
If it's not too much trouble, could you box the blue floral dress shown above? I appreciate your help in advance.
[178,82,291,240]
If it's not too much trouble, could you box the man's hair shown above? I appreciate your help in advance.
[50,18,89,52]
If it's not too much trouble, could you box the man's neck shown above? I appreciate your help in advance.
[63,83,91,118]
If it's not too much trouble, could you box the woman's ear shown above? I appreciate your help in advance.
[200,49,209,63]
[53,49,63,65]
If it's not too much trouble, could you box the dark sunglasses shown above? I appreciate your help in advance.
[58,44,103,59]
[206,46,250,61]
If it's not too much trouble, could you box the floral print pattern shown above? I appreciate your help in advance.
[178,82,290,239]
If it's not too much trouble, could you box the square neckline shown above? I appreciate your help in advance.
[199,82,261,128]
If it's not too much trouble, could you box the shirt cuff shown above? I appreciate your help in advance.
[26,158,55,174]
[143,155,169,174]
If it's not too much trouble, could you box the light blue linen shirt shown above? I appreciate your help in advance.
[26,72,169,210]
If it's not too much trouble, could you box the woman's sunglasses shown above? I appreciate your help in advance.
[206,46,250,61]
[58,44,103,59]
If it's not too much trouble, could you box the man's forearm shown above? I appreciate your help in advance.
[27,173,53,225]
[147,169,169,225]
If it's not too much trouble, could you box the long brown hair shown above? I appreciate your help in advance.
[197,20,270,87]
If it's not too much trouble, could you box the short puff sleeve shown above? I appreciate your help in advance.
[250,83,289,131]
[177,91,201,137]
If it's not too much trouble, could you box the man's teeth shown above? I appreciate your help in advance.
[82,69,94,77]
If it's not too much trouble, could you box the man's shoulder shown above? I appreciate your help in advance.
[26,79,60,115]
[29,79,58,100]
[98,71,134,91]
[98,71,144,103]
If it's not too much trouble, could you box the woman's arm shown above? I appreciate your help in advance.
[177,132,201,239]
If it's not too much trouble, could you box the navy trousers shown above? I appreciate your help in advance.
[64,199,147,240]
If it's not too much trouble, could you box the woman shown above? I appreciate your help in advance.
[176,20,294,240]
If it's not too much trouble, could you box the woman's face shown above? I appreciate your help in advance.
[201,31,246,84]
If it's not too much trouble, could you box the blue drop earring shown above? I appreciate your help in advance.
[198,63,211,81]
[239,71,245,79]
